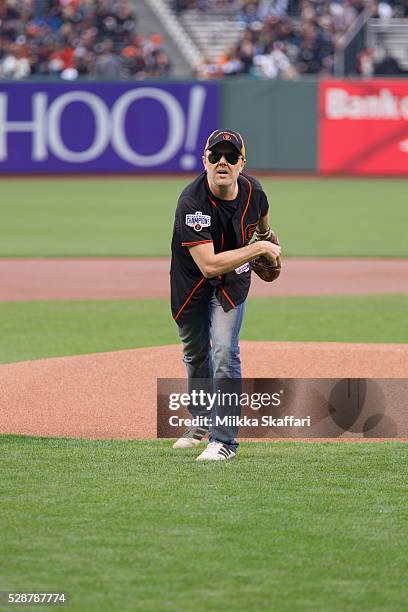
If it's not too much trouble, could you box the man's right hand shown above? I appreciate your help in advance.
[259,240,281,265]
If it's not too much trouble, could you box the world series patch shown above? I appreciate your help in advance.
[185,211,211,232]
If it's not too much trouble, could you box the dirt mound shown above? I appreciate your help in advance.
[1,341,407,440]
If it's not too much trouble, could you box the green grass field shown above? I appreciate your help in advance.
[1,177,407,610]
[1,436,407,612]
[0,294,406,364]
[1,178,407,256]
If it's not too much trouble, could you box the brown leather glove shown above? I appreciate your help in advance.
[251,228,281,283]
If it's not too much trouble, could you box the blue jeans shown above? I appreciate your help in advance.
[178,290,245,451]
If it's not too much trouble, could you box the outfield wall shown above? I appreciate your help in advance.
[0,79,407,175]
[221,79,317,172]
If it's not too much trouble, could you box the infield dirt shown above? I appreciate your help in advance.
[0,257,407,300]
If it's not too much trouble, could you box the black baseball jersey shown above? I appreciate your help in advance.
[170,171,269,326]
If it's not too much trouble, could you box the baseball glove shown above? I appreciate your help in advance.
[251,227,281,283]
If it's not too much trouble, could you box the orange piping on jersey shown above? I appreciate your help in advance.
[174,277,206,322]
[221,287,236,308]
[240,175,252,245]
[182,240,213,247]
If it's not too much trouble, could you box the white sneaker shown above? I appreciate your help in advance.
[196,442,236,461]
[173,426,208,449]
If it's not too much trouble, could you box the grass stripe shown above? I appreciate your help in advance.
[0,295,406,364]
[1,178,407,257]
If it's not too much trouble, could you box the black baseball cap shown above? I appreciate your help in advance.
[204,129,246,158]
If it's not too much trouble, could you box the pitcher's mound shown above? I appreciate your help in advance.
[1,341,407,440]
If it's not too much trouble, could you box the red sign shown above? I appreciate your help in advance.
[319,79,408,176]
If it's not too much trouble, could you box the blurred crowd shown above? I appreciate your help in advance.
[1,0,407,81]
[194,0,408,79]
[0,0,171,80]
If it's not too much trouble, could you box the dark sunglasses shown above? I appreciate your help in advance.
[207,151,241,165]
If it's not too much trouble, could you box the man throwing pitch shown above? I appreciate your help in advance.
[170,129,281,461]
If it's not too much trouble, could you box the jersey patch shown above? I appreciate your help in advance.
[245,223,258,242]
[185,211,211,232]
[235,263,250,275]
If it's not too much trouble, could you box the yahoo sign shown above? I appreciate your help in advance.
[0,82,219,173]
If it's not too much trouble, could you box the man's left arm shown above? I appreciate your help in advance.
[254,191,280,251]
[257,211,270,234]
[256,190,271,235]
